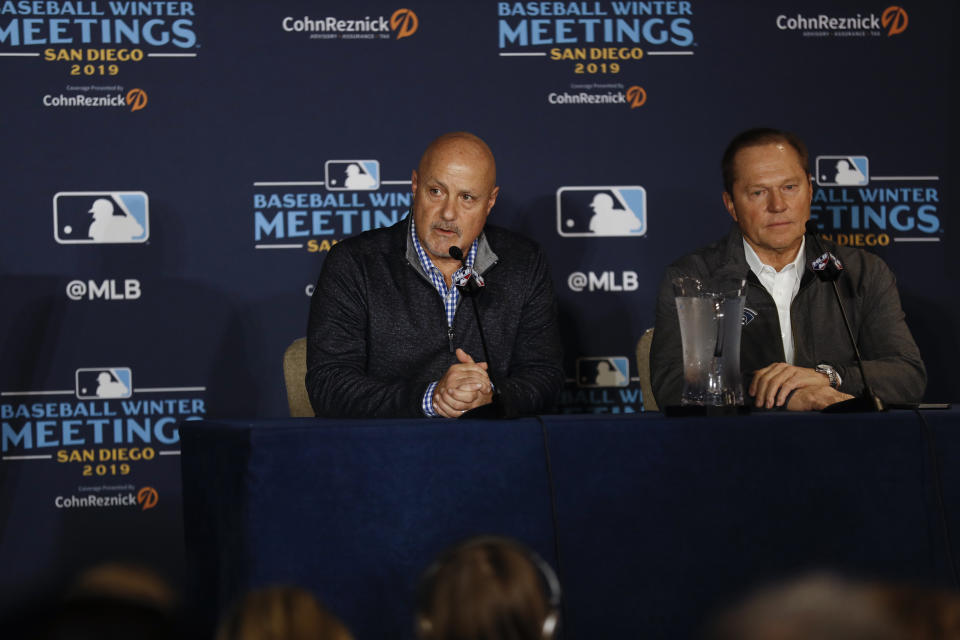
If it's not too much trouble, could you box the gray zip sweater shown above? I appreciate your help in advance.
[307,217,564,418]
[650,226,926,407]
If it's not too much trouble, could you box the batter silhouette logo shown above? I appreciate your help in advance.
[325,160,381,190]
[557,186,647,237]
[390,8,418,39]
[137,486,159,510]
[126,88,148,112]
[577,357,630,388]
[53,191,149,244]
[75,368,133,400]
[816,156,869,186]
[882,6,908,36]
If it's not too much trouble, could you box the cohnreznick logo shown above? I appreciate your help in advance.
[547,85,647,109]
[881,6,908,36]
[126,88,148,111]
[390,8,418,39]
[776,5,909,38]
[42,87,148,111]
[282,8,418,40]
[137,486,158,510]
[626,86,646,109]
[51,486,158,511]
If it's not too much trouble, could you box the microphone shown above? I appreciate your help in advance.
[804,220,885,412]
[448,245,512,419]
[448,246,484,294]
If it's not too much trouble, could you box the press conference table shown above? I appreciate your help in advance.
[180,409,960,639]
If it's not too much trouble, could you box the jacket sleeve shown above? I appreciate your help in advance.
[836,253,926,404]
[649,266,685,408]
[495,245,564,416]
[305,244,429,418]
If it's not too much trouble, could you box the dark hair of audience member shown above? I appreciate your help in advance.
[704,572,960,640]
[215,585,353,640]
[868,584,960,639]
[706,574,903,640]
[43,562,180,640]
[416,536,556,640]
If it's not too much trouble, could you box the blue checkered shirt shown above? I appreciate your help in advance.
[410,218,478,417]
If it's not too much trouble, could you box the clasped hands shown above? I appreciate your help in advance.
[750,362,854,411]
[432,348,494,418]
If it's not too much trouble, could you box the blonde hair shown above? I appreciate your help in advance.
[216,586,353,640]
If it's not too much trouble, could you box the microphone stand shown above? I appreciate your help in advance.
[805,221,885,413]
[448,246,513,419]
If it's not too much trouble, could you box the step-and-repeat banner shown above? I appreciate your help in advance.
[1,0,955,616]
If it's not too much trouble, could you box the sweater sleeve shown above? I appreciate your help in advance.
[305,243,430,418]
[835,252,926,404]
[494,244,564,416]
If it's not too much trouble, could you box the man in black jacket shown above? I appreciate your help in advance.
[306,132,563,418]
[650,128,925,411]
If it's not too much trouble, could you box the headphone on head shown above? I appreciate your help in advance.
[416,535,561,639]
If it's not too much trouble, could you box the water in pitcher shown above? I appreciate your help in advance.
[674,278,746,406]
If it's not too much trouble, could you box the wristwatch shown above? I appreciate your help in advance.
[815,364,842,389]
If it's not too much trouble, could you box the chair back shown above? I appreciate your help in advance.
[283,337,315,417]
[635,328,659,412]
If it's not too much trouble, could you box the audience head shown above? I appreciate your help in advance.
[415,535,560,640]
[216,585,353,640]
[706,573,960,640]
[44,563,180,640]
[868,583,960,639]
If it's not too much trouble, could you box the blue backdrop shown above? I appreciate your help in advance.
[1,0,956,620]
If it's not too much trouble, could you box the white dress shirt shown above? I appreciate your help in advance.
[743,237,805,364]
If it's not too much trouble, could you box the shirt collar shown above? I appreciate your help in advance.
[743,236,806,276]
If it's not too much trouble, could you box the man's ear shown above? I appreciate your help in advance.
[411,169,419,195]
[485,185,500,216]
[722,191,738,222]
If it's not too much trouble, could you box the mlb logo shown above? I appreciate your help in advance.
[325,160,380,190]
[75,367,133,399]
[576,356,630,388]
[557,186,646,237]
[816,156,869,186]
[54,192,149,244]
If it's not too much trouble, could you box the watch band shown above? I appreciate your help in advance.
[815,364,842,389]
